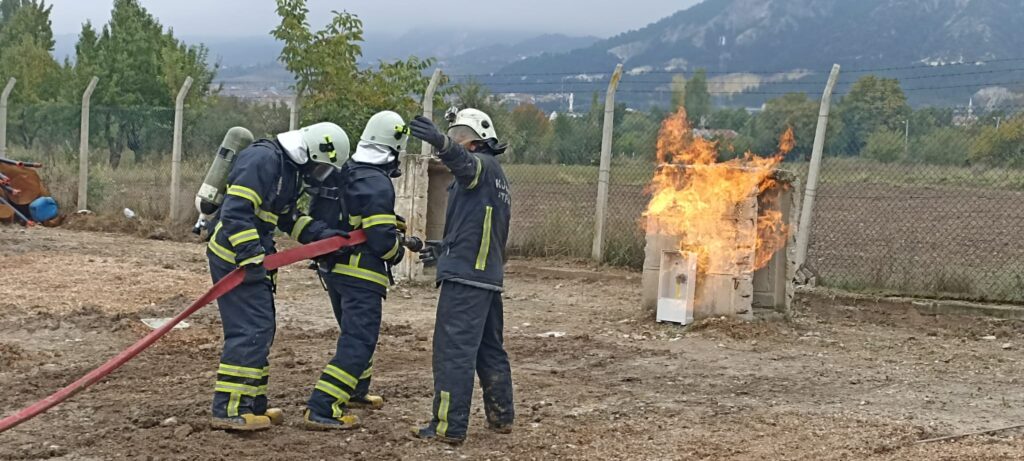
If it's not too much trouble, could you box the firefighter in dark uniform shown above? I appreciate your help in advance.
[207,122,350,431]
[408,109,514,444]
[303,111,409,430]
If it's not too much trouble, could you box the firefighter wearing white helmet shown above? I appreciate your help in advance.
[408,108,513,444]
[302,111,411,430]
[205,122,350,432]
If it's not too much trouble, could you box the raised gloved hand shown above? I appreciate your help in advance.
[242,263,268,285]
[418,240,444,267]
[315,228,350,241]
[409,116,448,151]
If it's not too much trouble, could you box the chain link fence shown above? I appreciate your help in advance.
[4,65,1024,303]
[487,66,1024,303]
[5,99,289,223]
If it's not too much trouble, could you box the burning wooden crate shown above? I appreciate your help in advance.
[642,167,800,323]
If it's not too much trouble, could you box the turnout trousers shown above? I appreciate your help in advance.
[306,273,383,418]
[427,281,514,439]
[208,255,275,418]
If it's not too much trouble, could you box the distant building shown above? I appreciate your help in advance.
[693,129,739,140]
[952,98,978,127]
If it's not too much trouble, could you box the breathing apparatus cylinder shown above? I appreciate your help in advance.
[195,127,254,216]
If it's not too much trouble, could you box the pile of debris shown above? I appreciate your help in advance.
[0,157,62,227]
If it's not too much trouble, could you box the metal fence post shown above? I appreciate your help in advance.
[396,68,442,281]
[170,76,194,222]
[591,63,624,262]
[78,77,99,212]
[795,64,841,269]
[0,78,15,159]
[289,88,302,131]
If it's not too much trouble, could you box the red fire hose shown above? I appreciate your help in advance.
[0,231,366,434]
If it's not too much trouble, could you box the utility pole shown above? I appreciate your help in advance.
[904,119,909,157]
[591,63,624,262]
[795,64,841,269]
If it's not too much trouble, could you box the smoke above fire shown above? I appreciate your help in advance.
[644,107,793,276]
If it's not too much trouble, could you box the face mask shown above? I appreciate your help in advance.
[388,156,403,179]
[308,163,337,183]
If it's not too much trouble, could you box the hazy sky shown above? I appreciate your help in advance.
[48,0,702,38]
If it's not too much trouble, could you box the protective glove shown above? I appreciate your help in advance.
[396,215,407,233]
[418,240,444,267]
[315,228,350,241]
[242,263,268,285]
[409,116,449,151]
[389,245,407,266]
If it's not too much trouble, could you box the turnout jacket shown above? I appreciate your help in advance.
[435,144,511,290]
[317,160,403,295]
[207,139,329,266]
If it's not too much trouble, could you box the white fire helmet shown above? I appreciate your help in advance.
[360,110,409,153]
[447,108,497,145]
[276,122,350,181]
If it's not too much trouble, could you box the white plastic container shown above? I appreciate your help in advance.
[657,250,697,324]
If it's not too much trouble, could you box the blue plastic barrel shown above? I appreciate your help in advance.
[29,196,59,222]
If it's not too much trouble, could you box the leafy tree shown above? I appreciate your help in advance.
[510,104,552,163]
[908,127,971,166]
[709,107,751,131]
[746,93,838,158]
[0,0,52,51]
[670,74,686,110]
[836,75,910,152]
[272,0,434,141]
[969,117,1024,167]
[683,69,711,127]
[74,0,216,167]
[0,0,63,149]
[863,128,905,164]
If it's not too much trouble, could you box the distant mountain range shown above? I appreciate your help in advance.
[52,1,1024,109]
[492,0,1024,109]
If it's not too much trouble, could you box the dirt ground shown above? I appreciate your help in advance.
[3,227,1024,460]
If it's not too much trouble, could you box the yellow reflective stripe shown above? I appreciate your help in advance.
[331,264,389,287]
[207,222,237,264]
[348,215,363,228]
[237,254,265,267]
[315,380,351,402]
[227,393,241,417]
[362,214,398,228]
[324,364,359,389]
[291,216,313,241]
[359,366,373,380]
[215,381,266,396]
[382,238,401,260]
[256,209,278,225]
[226,185,262,207]
[475,206,493,271]
[467,158,483,190]
[437,391,451,436]
[228,229,259,246]
[218,363,264,379]
[208,241,236,264]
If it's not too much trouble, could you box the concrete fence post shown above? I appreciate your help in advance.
[78,77,99,212]
[591,63,624,262]
[795,64,841,269]
[170,76,194,222]
[289,88,302,131]
[0,78,15,159]
[395,68,443,281]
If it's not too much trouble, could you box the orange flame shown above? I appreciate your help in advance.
[644,108,792,276]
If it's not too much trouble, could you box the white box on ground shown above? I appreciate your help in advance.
[657,250,697,324]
